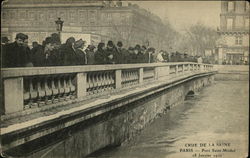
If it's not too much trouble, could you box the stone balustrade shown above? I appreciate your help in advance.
[1,62,214,115]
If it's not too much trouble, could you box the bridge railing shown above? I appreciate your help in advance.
[1,62,214,115]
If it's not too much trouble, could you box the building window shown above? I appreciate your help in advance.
[28,11,35,20]
[235,36,243,45]
[79,11,87,21]
[228,1,234,11]
[48,11,56,20]
[227,18,233,30]
[246,1,249,10]
[245,18,249,29]
[10,11,17,19]
[2,11,8,19]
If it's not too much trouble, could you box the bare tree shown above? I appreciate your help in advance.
[180,22,219,56]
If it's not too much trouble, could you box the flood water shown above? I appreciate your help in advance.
[90,81,249,158]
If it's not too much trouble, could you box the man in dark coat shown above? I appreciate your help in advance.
[2,33,31,67]
[94,42,106,64]
[126,47,135,64]
[162,51,169,62]
[141,45,147,63]
[1,37,9,45]
[31,37,56,67]
[116,41,128,64]
[23,34,33,66]
[135,44,144,63]
[59,37,77,66]
[104,41,116,64]
[74,39,86,65]
[85,45,96,65]
[144,47,155,63]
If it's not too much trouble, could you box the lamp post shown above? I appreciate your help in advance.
[55,17,64,43]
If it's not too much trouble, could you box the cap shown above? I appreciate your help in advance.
[74,39,86,49]
[15,33,27,41]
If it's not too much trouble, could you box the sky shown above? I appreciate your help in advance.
[130,1,221,32]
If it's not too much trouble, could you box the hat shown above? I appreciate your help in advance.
[87,45,96,50]
[141,45,147,50]
[51,33,61,44]
[134,44,141,50]
[66,37,75,46]
[74,39,85,49]
[1,37,9,43]
[24,34,28,40]
[128,47,134,51]
[98,42,105,49]
[15,33,26,41]
[117,41,123,47]
[147,47,155,52]
[107,40,114,47]
[44,37,53,45]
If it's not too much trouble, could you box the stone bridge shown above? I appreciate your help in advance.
[0,62,216,158]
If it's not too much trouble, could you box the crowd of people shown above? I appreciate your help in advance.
[1,33,204,68]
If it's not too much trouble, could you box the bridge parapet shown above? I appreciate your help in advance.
[1,62,213,117]
[0,62,215,156]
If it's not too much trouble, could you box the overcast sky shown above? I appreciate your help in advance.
[130,1,221,32]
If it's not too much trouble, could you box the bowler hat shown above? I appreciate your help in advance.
[117,41,123,47]
[134,44,141,50]
[1,37,9,43]
[87,45,96,50]
[107,40,114,47]
[74,39,85,49]
[44,37,53,45]
[128,47,134,51]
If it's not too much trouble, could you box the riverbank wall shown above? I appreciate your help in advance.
[214,65,249,81]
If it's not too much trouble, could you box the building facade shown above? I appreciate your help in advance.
[217,1,249,65]
[1,0,170,50]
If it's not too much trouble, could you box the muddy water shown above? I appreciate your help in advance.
[91,81,249,158]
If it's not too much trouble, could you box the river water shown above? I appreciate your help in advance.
[90,81,249,158]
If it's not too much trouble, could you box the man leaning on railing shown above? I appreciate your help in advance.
[2,33,33,68]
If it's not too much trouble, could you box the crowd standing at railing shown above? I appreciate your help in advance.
[1,33,206,68]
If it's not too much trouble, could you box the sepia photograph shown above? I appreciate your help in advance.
[0,0,249,158]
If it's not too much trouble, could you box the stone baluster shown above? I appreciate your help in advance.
[176,65,179,77]
[97,73,102,93]
[123,71,127,87]
[44,76,52,105]
[99,73,104,92]
[107,72,112,90]
[132,71,136,85]
[103,72,108,91]
[51,76,59,103]
[127,71,130,86]
[88,73,93,95]
[68,75,76,99]
[64,75,71,100]
[37,78,45,106]
[132,71,135,85]
[58,76,65,101]
[130,71,133,85]
[92,73,97,94]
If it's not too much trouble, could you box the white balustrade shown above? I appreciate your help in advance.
[1,62,214,115]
